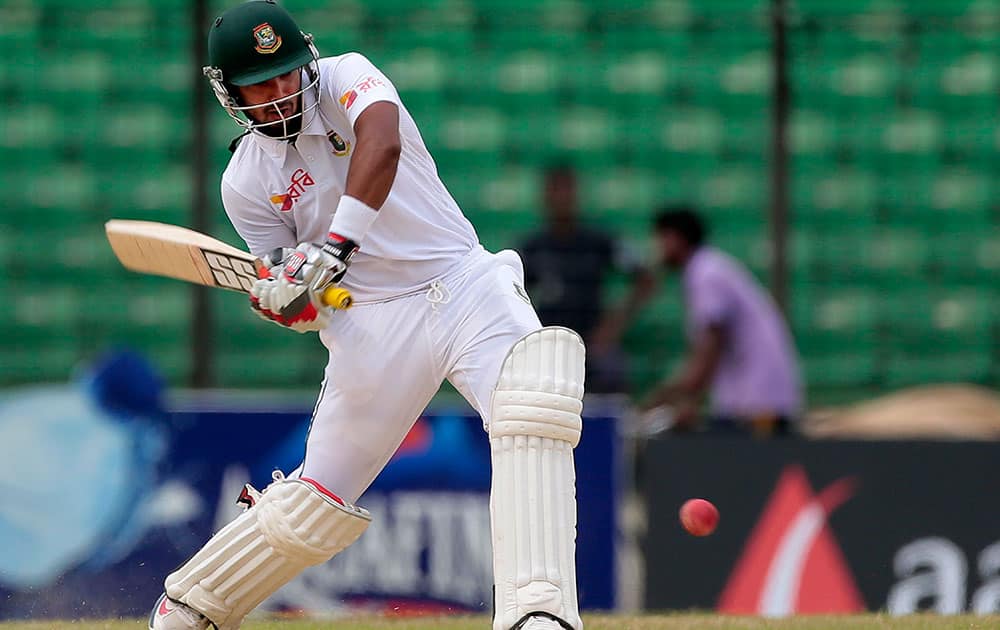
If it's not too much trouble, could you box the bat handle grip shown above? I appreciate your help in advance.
[321,285,353,310]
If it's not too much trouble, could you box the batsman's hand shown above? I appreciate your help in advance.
[249,247,333,333]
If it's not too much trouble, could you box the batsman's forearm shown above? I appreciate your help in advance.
[343,138,400,209]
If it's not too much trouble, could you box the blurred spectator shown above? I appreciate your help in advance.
[518,164,641,393]
[594,206,803,435]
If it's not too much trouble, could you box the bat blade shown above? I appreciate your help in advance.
[104,220,354,309]
[105,219,260,293]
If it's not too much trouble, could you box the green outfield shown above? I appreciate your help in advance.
[5,616,1000,630]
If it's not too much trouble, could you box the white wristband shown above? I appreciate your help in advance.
[328,195,379,243]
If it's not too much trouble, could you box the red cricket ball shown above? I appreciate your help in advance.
[680,498,719,537]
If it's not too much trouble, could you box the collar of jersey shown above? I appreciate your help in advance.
[251,87,327,163]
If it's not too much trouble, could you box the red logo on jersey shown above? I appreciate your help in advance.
[717,465,864,616]
[270,168,315,212]
[354,75,385,93]
[339,90,358,110]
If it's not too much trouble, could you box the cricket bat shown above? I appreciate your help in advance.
[104,219,353,309]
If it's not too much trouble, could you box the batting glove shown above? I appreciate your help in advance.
[248,247,333,334]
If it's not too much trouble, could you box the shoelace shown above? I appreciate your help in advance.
[425,279,451,312]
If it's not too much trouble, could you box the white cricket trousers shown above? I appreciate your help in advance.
[299,247,541,503]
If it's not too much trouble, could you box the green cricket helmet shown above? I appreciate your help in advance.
[203,0,321,140]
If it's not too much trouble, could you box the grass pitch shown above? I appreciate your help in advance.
[4,615,1000,629]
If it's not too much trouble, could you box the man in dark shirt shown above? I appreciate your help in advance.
[519,164,634,392]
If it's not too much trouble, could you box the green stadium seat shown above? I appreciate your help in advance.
[580,167,662,214]
[111,56,191,108]
[486,26,587,52]
[790,2,902,31]
[550,106,617,152]
[39,53,113,98]
[57,233,121,277]
[438,107,507,156]
[790,110,837,155]
[621,285,686,394]
[906,0,983,18]
[50,7,155,54]
[0,0,40,43]
[284,0,365,18]
[880,109,945,158]
[382,49,448,98]
[7,164,99,218]
[928,168,993,214]
[932,232,999,283]
[598,51,671,112]
[793,166,879,225]
[711,224,770,278]
[12,287,81,333]
[883,352,992,387]
[696,165,767,213]
[489,50,562,103]
[797,52,898,112]
[792,287,880,387]
[804,351,880,388]
[601,29,691,55]
[658,108,726,157]
[469,209,540,251]
[681,49,769,115]
[95,164,191,223]
[472,166,540,214]
[689,0,768,19]
[382,26,474,54]
[293,1,366,41]
[102,107,174,148]
[807,227,880,284]
[637,0,695,29]
[883,290,996,385]
[0,105,60,159]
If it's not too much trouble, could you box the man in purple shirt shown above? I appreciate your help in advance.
[596,207,802,434]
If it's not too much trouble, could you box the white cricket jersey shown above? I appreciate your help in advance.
[221,53,479,303]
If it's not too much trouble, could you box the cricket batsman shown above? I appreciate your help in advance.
[149,2,585,629]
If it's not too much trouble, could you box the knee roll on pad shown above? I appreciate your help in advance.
[164,472,370,630]
[490,327,585,630]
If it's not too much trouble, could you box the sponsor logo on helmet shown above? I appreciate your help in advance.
[270,168,315,211]
[327,131,351,157]
[253,22,282,54]
[339,90,358,110]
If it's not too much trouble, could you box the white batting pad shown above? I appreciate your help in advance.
[164,472,370,630]
[490,327,585,630]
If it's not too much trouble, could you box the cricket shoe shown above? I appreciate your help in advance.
[148,593,211,630]
[514,613,574,630]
